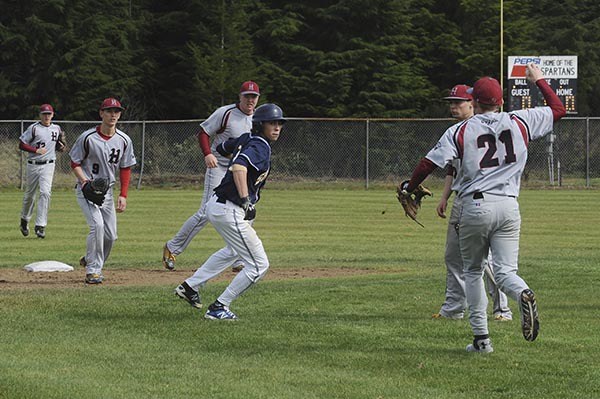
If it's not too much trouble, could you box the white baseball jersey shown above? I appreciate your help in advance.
[19,122,63,162]
[69,126,136,186]
[201,103,252,167]
[427,107,554,198]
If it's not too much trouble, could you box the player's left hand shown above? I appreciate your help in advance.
[117,196,127,213]
[436,198,448,219]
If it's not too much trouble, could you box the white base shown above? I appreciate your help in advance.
[24,261,74,272]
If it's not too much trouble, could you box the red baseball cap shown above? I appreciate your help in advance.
[468,77,504,106]
[240,81,260,96]
[100,98,125,111]
[443,85,473,101]
[39,104,54,114]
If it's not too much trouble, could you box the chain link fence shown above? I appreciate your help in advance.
[1,118,598,189]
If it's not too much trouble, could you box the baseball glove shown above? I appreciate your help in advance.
[82,177,111,206]
[56,133,67,152]
[396,180,432,228]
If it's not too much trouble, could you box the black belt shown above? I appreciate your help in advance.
[216,196,227,204]
[28,159,54,165]
[472,192,516,199]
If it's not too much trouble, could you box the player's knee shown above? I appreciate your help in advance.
[493,271,510,289]
[39,191,51,200]
[243,258,269,281]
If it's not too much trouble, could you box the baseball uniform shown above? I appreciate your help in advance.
[404,71,563,351]
[69,126,136,276]
[184,132,271,294]
[426,105,554,337]
[19,114,63,236]
[174,103,285,320]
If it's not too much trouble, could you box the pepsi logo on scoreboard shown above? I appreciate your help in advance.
[509,57,542,78]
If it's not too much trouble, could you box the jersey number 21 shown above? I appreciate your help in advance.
[478,130,517,168]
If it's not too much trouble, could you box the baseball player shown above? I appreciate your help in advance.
[401,63,566,352]
[162,81,260,272]
[18,104,66,238]
[69,98,136,284]
[433,85,513,322]
[173,103,286,320]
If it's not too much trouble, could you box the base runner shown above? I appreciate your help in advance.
[173,103,285,320]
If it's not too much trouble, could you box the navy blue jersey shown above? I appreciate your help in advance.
[214,133,271,206]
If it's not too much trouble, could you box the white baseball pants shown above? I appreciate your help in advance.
[459,193,529,336]
[21,162,55,227]
[439,197,512,318]
[76,187,117,275]
[185,195,269,306]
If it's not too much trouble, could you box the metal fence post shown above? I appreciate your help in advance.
[365,118,370,189]
[20,120,24,190]
[586,117,590,188]
[137,120,146,189]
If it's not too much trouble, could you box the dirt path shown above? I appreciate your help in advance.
[0,266,396,290]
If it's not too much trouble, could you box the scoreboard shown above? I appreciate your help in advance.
[507,56,577,114]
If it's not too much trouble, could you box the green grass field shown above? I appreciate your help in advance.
[1,187,600,399]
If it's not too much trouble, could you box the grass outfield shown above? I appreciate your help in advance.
[1,187,600,398]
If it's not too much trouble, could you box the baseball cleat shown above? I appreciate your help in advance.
[519,289,539,342]
[174,282,202,309]
[20,219,29,237]
[204,301,238,320]
[34,226,45,239]
[466,337,494,354]
[162,244,176,270]
[432,312,464,320]
[79,256,87,267]
[85,273,104,284]
[493,313,513,322]
[231,264,244,273]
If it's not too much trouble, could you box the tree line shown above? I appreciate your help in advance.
[2,0,599,120]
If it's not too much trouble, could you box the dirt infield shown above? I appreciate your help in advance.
[0,266,395,290]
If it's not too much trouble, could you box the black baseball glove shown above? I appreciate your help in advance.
[56,133,67,152]
[82,177,111,206]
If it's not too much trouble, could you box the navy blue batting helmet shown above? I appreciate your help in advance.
[252,103,286,133]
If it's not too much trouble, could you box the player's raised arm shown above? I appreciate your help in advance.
[526,63,566,121]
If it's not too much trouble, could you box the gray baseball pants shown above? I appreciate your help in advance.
[21,162,55,227]
[76,187,117,275]
[439,197,512,319]
[458,193,529,336]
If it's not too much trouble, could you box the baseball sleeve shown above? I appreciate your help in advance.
[119,136,137,168]
[69,134,86,164]
[425,125,460,168]
[199,107,227,137]
[19,124,34,143]
[512,107,554,141]
[236,141,270,172]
